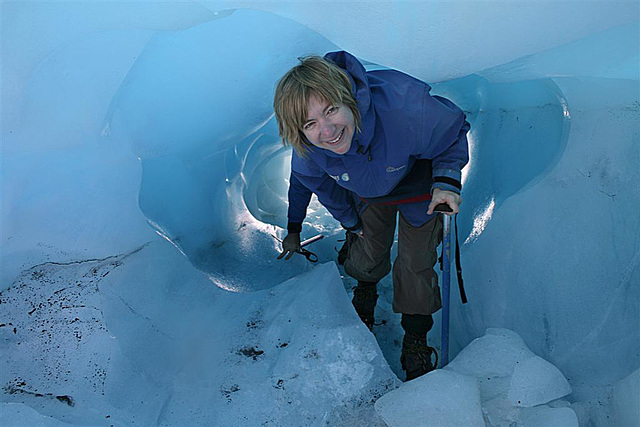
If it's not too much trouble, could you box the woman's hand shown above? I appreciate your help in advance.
[277,232,301,260]
[427,188,462,215]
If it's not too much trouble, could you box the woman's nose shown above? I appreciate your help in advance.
[319,120,334,138]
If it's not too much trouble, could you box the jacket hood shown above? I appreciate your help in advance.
[322,51,377,157]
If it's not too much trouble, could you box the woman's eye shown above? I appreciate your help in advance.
[303,122,314,130]
[328,106,338,114]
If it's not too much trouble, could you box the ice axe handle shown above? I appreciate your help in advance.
[300,234,324,248]
[434,203,453,213]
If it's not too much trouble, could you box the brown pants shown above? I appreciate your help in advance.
[343,204,443,315]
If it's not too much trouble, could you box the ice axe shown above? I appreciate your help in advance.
[296,234,324,262]
[273,233,324,262]
[434,203,454,368]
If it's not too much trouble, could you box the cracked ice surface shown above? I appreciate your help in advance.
[1,241,399,425]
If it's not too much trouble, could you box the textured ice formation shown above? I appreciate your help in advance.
[0,242,398,425]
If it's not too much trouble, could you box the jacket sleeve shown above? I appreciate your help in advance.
[417,89,470,194]
[288,154,360,231]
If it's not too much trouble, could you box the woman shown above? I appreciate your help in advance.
[274,51,469,381]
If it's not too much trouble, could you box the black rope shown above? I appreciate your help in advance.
[454,215,467,304]
[439,215,468,304]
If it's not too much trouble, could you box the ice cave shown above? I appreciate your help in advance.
[1,1,638,426]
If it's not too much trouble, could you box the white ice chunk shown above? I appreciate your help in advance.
[519,405,578,427]
[611,369,640,427]
[447,328,534,378]
[446,328,534,401]
[508,355,572,407]
[375,369,484,427]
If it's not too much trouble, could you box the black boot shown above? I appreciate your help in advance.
[401,332,438,381]
[352,281,378,330]
[400,314,437,381]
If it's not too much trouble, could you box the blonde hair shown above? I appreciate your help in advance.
[273,56,361,156]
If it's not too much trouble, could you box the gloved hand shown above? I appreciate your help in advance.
[343,217,364,239]
[277,232,301,260]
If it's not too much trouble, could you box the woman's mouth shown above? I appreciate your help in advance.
[325,129,344,145]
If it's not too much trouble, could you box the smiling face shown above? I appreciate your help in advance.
[301,96,355,155]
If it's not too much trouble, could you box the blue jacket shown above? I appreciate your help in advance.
[287,51,469,231]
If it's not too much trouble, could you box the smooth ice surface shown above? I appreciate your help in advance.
[209,1,638,83]
[2,1,639,425]
[508,355,572,407]
[0,403,73,426]
[610,369,640,427]
[374,369,484,427]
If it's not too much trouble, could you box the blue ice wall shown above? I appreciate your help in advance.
[445,24,640,400]
[434,75,571,239]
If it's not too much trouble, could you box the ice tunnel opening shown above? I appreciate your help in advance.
[98,9,574,293]
[129,72,572,294]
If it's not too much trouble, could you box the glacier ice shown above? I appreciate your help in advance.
[2,1,639,425]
